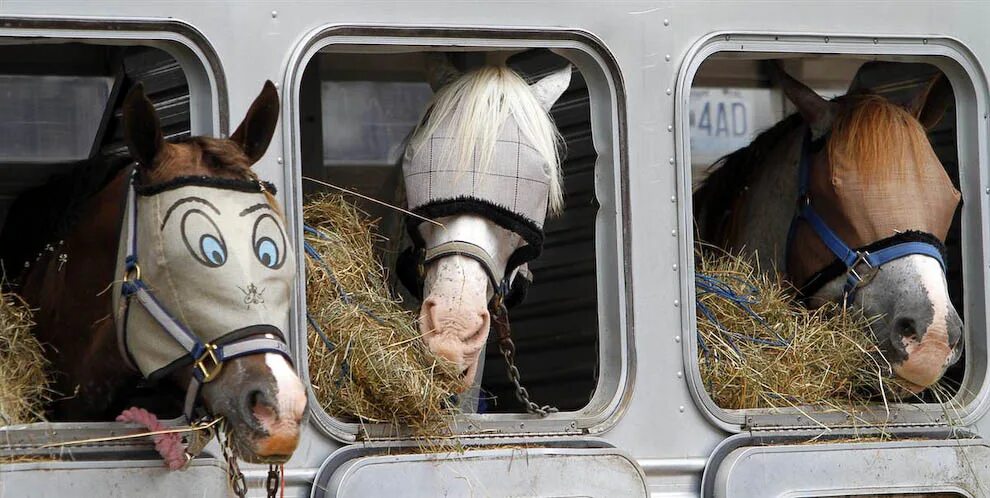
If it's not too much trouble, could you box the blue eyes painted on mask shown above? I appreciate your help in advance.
[200,234,227,266]
[174,203,286,270]
[255,237,278,268]
[181,209,228,268]
[252,214,286,270]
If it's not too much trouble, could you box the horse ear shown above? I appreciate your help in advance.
[767,61,837,139]
[909,73,953,130]
[122,83,164,168]
[230,80,280,164]
[530,65,572,111]
[425,53,462,92]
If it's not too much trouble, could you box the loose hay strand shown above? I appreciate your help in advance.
[303,193,460,438]
[0,293,49,425]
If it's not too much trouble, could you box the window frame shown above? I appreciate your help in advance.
[675,33,990,432]
[281,25,633,443]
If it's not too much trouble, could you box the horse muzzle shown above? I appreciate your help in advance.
[888,310,963,393]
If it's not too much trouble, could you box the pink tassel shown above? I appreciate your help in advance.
[117,407,187,470]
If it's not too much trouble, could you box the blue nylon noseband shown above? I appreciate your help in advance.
[789,129,946,304]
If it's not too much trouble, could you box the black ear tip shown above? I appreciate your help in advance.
[262,80,278,95]
[124,82,147,103]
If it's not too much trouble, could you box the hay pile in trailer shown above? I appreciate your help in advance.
[303,193,461,436]
[0,293,48,425]
[695,247,909,411]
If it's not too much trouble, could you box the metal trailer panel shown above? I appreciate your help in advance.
[0,458,232,497]
[710,439,988,497]
[315,447,649,498]
[2,2,990,497]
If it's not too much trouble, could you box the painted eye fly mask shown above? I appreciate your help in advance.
[113,175,296,418]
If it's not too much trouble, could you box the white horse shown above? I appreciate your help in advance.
[399,54,571,410]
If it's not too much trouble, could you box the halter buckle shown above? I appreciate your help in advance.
[124,262,142,282]
[194,343,223,383]
[846,251,879,289]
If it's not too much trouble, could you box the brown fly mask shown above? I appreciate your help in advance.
[698,63,963,394]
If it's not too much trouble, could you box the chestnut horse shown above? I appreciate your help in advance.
[695,63,963,394]
[0,82,306,463]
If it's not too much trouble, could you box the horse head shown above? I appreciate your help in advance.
[119,82,306,462]
[772,63,963,393]
[398,54,570,391]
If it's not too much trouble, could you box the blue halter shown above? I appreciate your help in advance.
[789,129,947,304]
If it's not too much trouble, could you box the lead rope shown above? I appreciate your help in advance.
[491,297,558,417]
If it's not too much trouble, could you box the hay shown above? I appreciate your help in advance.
[695,247,903,411]
[303,193,461,436]
[0,293,48,425]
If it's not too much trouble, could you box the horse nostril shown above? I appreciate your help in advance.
[244,388,277,428]
[895,317,919,341]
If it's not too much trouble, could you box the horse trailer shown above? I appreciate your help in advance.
[1,1,990,497]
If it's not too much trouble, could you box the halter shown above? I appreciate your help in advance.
[788,129,947,304]
[117,168,294,419]
[396,200,540,309]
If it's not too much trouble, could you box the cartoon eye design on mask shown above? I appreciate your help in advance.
[252,214,286,269]
[181,209,227,268]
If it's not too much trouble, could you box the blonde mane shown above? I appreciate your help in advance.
[827,94,940,183]
[407,65,565,214]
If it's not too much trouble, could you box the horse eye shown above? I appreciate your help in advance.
[252,214,285,270]
[180,209,227,268]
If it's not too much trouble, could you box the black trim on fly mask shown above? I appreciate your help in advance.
[135,175,277,196]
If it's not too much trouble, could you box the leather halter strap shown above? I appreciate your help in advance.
[118,170,294,419]
[424,240,502,291]
[788,129,946,303]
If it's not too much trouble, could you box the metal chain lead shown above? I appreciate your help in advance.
[266,464,281,498]
[219,428,248,498]
[492,299,558,417]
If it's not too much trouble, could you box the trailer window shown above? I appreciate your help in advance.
[299,50,600,414]
[681,44,981,430]
[321,80,433,166]
[288,33,627,439]
[0,42,199,426]
[0,75,112,162]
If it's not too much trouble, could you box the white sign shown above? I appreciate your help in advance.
[689,88,778,170]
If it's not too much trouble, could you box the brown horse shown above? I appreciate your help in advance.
[0,82,306,463]
[695,63,963,394]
